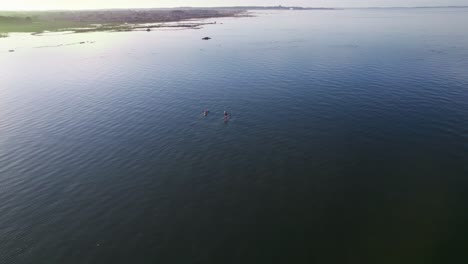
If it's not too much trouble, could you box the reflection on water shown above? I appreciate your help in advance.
[1,8,468,264]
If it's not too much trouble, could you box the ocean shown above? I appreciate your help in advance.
[1,8,468,263]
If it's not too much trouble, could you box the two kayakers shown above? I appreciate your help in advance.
[202,110,230,121]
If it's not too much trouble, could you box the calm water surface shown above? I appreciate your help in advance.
[1,8,468,263]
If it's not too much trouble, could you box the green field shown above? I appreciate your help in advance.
[1,21,84,34]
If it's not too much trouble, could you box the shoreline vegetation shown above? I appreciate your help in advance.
[0,8,250,36]
[0,6,337,36]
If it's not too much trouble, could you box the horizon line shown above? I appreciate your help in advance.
[1,5,467,12]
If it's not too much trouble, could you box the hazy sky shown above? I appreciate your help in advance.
[2,0,468,10]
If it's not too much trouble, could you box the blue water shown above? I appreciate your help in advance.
[1,8,468,263]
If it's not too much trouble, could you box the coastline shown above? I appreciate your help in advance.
[0,9,249,36]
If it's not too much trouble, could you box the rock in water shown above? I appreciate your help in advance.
[202,37,211,40]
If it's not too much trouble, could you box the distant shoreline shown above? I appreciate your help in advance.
[1,5,466,12]
[1,6,467,36]
[0,8,249,36]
